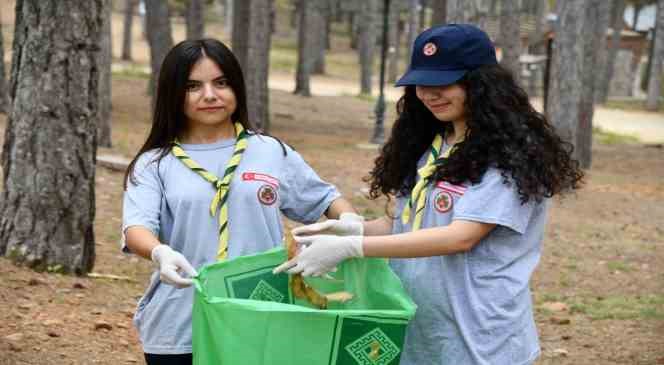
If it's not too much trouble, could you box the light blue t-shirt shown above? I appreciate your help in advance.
[389,143,546,365]
[122,135,340,354]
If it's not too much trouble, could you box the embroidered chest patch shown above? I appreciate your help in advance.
[257,184,278,205]
[434,190,453,213]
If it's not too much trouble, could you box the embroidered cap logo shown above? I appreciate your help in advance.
[423,42,437,56]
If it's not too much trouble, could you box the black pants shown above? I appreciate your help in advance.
[144,353,192,365]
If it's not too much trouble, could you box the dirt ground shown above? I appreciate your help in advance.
[0,73,663,365]
[1,2,664,364]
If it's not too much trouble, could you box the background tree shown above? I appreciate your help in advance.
[387,0,404,83]
[98,0,113,148]
[121,0,136,61]
[0,5,8,114]
[312,1,328,75]
[431,0,447,26]
[406,0,422,53]
[593,0,612,103]
[446,0,479,24]
[358,0,378,95]
[547,0,585,162]
[145,0,174,98]
[598,0,627,104]
[646,0,664,110]
[186,0,205,40]
[499,0,521,84]
[0,0,103,273]
[232,0,273,130]
[294,0,315,96]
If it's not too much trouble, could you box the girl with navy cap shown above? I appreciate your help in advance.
[276,24,583,365]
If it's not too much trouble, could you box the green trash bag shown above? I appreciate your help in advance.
[192,247,416,365]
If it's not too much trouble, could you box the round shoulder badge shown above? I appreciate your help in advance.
[257,184,278,206]
[434,190,453,213]
[423,42,437,56]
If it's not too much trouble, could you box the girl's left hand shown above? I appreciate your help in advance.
[292,212,364,237]
[273,235,364,277]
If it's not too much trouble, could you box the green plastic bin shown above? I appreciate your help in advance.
[192,248,416,365]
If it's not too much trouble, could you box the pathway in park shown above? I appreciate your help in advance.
[268,72,664,144]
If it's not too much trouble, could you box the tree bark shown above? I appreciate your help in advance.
[224,0,233,37]
[593,1,612,103]
[232,0,272,130]
[294,0,314,96]
[431,0,447,26]
[547,0,585,162]
[577,0,603,169]
[145,0,174,98]
[407,0,421,54]
[0,5,9,114]
[387,1,402,83]
[446,0,478,24]
[186,0,205,40]
[358,0,377,95]
[499,0,521,84]
[121,0,135,61]
[598,0,626,103]
[312,2,327,75]
[646,0,664,111]
[98,0,113,148]
[0,0,102,274]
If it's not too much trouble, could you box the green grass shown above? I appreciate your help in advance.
[604,98,664,113]
[569,295,664,320]
[593,127,640,145]
[112,66,150,80]
[607,260,631,273]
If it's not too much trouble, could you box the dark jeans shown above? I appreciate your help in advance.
[144,353,192,365]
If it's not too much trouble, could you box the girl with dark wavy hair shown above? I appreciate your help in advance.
[276,24,583,365]
[122,38,357,365]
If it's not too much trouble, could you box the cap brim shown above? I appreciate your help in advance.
[395,69,467,87]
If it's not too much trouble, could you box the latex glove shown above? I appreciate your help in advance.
[273,235,363,277]
[151,244,198,288]
[291,212,364,237]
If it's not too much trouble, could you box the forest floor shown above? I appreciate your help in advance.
[1,1,664,364]
[0,75,663,365]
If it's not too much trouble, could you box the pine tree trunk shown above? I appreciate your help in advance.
[232,0,250,68]
[593,1,611,103]
[121,0,135,61]
[295,0,314,96]
[431,0,447,26]
[186,0,205,40]
[500,0,521,84]
[312,3,327,75]
[358,0,377,95]
[244,0,272,131]
[547,0,585,162]
[447,0,478,24]
[646,0,664,111]
[578,0,603,169]
[98,0,113,148]
[598,0,626,103]
[224,0,233,37]
[387,1,402,83]
[407,0,421,54]
[145,0,174,97]
[0,0,102,274]
[0,5,8,114]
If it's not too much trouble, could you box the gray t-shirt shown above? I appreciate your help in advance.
[122,135,340,354]
[390,143,546,365]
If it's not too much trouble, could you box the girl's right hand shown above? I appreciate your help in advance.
[151,245,198,288]
[292,212,364,237]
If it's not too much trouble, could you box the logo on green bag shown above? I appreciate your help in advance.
[248,279,285,302]
[344,328,400,365]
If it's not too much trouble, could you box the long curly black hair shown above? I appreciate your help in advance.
[367,64,584,204]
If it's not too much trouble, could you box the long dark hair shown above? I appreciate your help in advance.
[367,64,584,203]
[124,38,255,188]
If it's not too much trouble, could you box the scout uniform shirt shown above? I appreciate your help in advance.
[122,135,340,354]
[390,141,547,365]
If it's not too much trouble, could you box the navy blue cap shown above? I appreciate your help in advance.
[396,24,498,87]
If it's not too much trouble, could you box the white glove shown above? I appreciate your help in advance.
[151,244,198,288]
[273,235,364,277]
[291,212,364,237]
